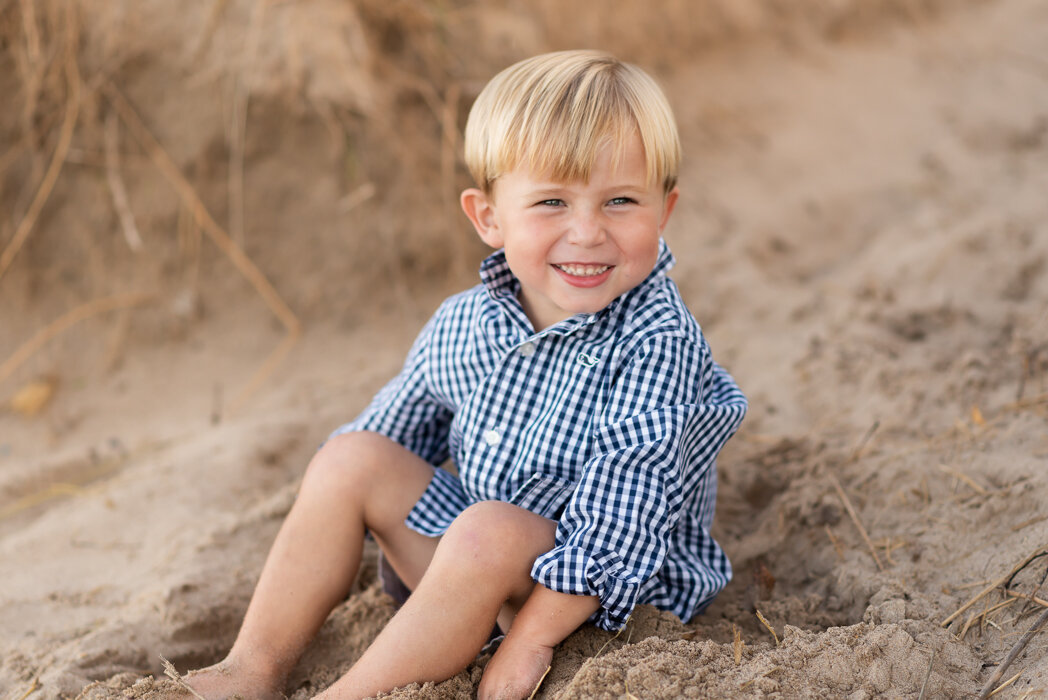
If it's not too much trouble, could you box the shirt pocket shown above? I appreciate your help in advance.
[509,473,577,520]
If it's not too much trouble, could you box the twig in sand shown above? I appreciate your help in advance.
[943,547,1048,627]
[527,664,551,700]
[982,598,1018,626]
[160,655,207,700]
[1005,590,1048,609]
[1016,561,1048,620]
[0,292,155,387]
[740,666,782,690]
[917,649,936,700]
[755,609,779,647]
[976,600,1048,698]
[986,670,1024,698]
[959,609,981,640]
[937,464,987,495]
[103,82,302,413]
[103,110,143,252]
[829,474,884,571]
[593,616,631,658]
[733,624,743,665]
[0,2,80,285]
[16,677,38,700]
[1012,514,1048,532]
[849,420,880,461]
[875,536,908,566]
[1004,552,1048,590]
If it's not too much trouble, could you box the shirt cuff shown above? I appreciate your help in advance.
[531,545,640,631]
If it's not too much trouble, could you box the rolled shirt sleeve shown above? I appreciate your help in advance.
[531,334,747,630]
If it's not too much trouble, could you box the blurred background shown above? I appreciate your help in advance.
[0,0,985,445]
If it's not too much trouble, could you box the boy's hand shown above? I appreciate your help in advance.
[478,632,553,700]
[478,584,600,700]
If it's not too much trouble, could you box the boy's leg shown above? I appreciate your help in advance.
[185,432,442,700]
[315,501,559,700]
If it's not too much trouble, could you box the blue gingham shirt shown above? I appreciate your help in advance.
[331,240,747,630]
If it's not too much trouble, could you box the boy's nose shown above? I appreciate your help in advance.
[567,212,606,246]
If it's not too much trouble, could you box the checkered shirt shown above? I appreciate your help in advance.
[331,240,747,630]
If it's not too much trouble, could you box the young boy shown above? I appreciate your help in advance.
[186,50,746,700]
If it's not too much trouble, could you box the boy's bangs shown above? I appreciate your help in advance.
[509,92,641,187]
[467,51,680,194]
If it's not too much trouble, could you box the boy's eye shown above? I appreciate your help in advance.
[538,199,565,207]
[608,197,636,206]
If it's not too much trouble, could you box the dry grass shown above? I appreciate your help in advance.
[754,609,779,647]
[0,0,79,284]
[942,546,1048,628]
[830,474,886,572]
[0,0,994,407]
[0,292,155,387]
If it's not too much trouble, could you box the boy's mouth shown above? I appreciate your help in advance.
[552,263,614,288]
[553,263,611,277]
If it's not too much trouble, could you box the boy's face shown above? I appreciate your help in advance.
[461,131,679,331]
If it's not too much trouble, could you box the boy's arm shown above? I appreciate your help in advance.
[508,583,600,646]
[478,585,599,700]
[531,335,746,631]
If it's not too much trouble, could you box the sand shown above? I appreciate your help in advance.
[2,0,1047,698]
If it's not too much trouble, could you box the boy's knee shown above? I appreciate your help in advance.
[304,431,389,495]
[442,502,552,573]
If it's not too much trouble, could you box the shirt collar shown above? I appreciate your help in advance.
[478,239,675,335]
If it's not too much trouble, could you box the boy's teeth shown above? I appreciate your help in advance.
[556,264,610,277]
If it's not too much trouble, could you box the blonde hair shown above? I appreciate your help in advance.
[463,50,681,195]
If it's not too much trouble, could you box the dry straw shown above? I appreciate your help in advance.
[941,546,1048,627]
[160,656,207,700]
[916,649,936,700]
[103,111,143,252]
[0,292,155,387]
[526,665,552,700]
[102,83,303,414]
[829,474,885,571]
[0,0,79,285]
[754,609,779,647]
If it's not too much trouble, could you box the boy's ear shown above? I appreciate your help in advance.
[659,186,680,233]
[460,188,504,249]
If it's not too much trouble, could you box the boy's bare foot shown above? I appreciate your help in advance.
[183,659,284,700]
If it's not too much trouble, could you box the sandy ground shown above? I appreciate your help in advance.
[2,0,1048,698]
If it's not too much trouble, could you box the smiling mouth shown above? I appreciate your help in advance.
[554,263,611,277]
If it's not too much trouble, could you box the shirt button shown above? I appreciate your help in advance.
[519,342,536,357]
[483,430,501,446]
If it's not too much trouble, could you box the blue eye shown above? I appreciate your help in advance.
[538,199,565,207]
[609,197,635,206]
